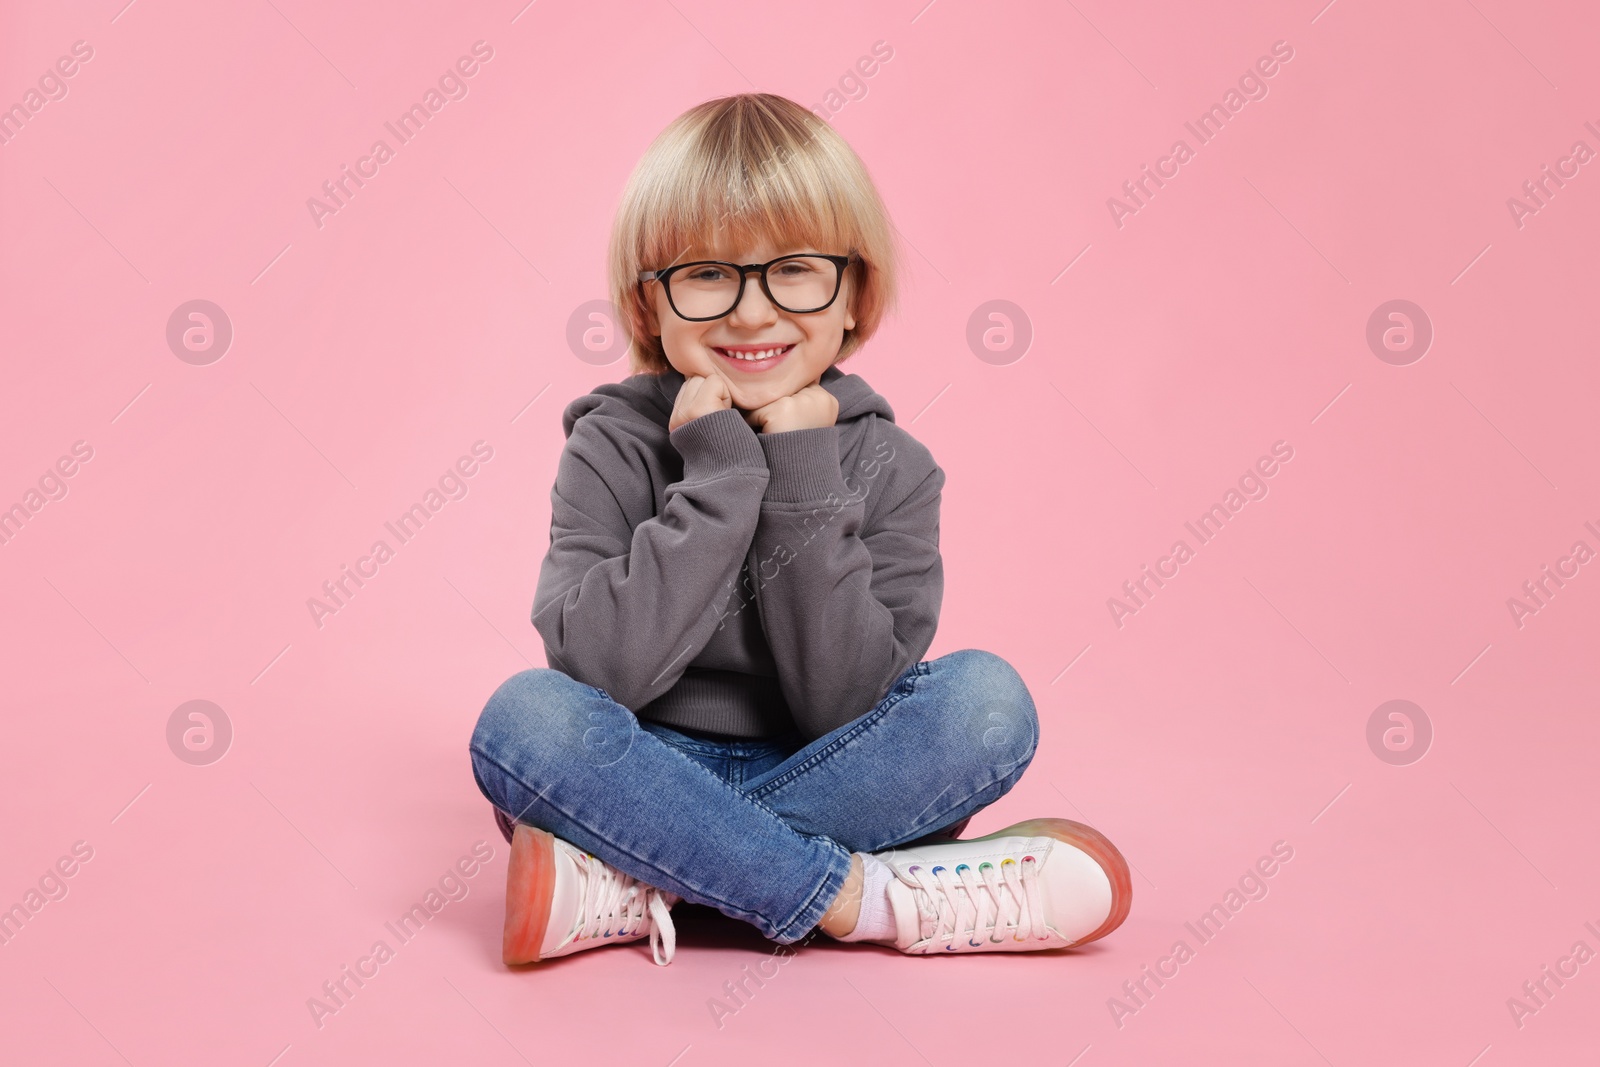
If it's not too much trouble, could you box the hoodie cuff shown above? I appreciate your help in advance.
[669,407,767,477]
[759,426,854,504]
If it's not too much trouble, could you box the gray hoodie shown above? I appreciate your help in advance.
[532,364,944,740]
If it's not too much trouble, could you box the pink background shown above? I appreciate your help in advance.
[3,0,1598,1063]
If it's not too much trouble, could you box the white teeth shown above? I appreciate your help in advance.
[721,346,789,361]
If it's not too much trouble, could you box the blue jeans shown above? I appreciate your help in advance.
[468,648,1038,944]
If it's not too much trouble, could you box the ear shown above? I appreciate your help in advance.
[842,272,858,331]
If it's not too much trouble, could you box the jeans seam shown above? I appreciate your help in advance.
[746,670,921,799]
[886,771,1012,850]
[772,847,851,943]
[891,714,1038,847]
[861,746,1034,852]
[468,743,837,940]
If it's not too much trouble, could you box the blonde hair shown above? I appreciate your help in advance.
[608,93,899,375]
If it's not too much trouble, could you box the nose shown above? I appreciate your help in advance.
[726,270,780,329]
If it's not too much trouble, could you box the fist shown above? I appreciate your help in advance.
[669,374,733,432]
[745,384,838,434]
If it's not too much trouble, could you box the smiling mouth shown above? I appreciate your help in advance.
[713,344,795,370]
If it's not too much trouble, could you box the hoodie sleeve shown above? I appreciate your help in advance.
[532,407,770,711]
[749,425,944,739]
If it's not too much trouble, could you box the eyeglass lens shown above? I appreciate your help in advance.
[669,256,840,318]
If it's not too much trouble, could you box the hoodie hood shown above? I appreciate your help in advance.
[561,364,894,439]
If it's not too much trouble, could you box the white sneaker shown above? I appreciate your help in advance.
[875,818,1132,953]
[503,823,679,966]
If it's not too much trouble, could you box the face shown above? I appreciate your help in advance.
[644,240,856,412]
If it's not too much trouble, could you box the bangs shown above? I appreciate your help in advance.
[638,110,857,268]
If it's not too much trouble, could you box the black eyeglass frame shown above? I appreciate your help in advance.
[638,252,855,322]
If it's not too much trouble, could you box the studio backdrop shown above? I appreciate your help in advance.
[1,1,1596,1064]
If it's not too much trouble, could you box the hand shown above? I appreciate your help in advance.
[669,374,733,432]
[744,384,838,434]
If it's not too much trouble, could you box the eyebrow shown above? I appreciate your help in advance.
[684,248,824,262]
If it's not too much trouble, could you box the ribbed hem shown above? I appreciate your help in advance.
[638,670,792,738]
[668,407,767,476]
[758,426,853,504]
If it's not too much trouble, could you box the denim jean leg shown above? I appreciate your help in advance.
[742,649,1040,854]
[468,668,851,943]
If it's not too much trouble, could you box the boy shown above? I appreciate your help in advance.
[469,92,1130,966]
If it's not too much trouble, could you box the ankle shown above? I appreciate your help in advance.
[818,853,865,938]
[829,853,898,943]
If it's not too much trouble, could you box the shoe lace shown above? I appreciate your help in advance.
[907,856,1046,947]
[573,853,677,965]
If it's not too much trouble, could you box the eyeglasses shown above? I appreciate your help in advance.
[638,253,854,322]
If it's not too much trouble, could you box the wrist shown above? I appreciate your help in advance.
[758,426,853,503]
[759,417,834,434]
[754,406,838,433]
[670,407,766,473]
